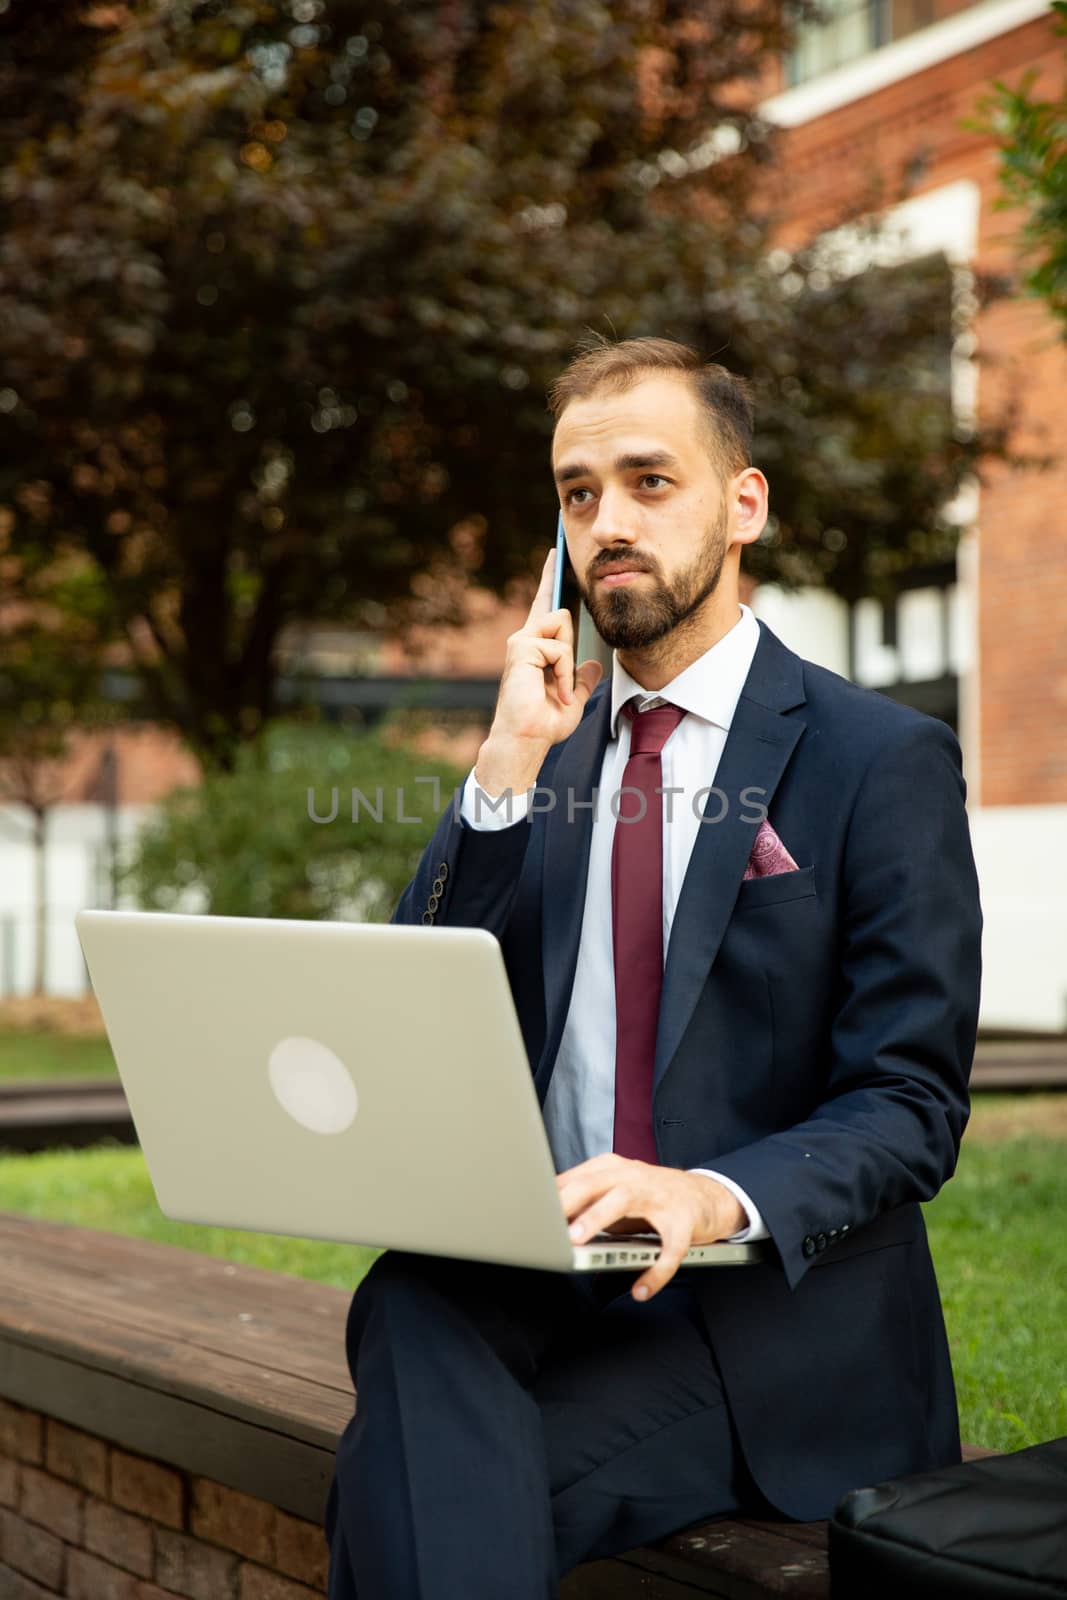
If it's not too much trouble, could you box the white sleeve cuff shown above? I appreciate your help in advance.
[688,1169,769,1243]
[460,767,532,831]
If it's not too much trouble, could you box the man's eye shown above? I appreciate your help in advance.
[566,476,668,505]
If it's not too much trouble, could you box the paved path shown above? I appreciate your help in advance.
[969,1038,1067,1090]
[1,1037,1065,1152]
[0,1078,135,1153]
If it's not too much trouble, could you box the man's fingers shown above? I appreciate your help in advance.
[560,1170,632,1226]
[538,607,574,643]
[527,546,558,623]
[533,635,574,702]
[514,557,572,648]
[557,1155,632,1211]
[557,1154,622,1186]
[556,1162,696,1299]
[632,1232,690,1301]
[566,1186,631,1242]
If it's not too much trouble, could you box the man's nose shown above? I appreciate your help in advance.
[590,487,640,546]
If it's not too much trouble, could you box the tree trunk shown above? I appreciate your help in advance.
[32,804,47,997]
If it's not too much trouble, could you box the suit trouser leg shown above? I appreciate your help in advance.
[324,1249,765,1600]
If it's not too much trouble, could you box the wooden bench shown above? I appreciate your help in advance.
[0,1213,992,1599]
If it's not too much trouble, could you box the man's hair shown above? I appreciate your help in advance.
[547,333,755,483]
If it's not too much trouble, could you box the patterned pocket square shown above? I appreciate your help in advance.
[743,819,800,880]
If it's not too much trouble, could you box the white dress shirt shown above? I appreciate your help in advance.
[459,602,769,1243]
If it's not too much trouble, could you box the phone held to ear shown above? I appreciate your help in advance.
[550,511,576,695]
[551,510,566,613]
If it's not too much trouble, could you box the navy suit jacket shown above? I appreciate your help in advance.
[391,617,983,1520]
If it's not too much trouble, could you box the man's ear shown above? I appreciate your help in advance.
[732,467,769,547]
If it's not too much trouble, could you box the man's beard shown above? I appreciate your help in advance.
[579,503,729,651]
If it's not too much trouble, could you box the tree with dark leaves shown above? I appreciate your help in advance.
[0,0,1015,768]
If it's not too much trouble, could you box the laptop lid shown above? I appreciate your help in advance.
[75,910,590,1271]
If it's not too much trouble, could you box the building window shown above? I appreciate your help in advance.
[785,0,982,86]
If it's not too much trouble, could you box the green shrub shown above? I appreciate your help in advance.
[119,719,467,922]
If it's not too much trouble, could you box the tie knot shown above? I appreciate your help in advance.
[624,700,687,757]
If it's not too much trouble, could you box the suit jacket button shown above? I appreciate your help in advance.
[815,1232,827,1252]
[438,862,449,880]
[421,911,434,925]
[432,877,444,896]
[802,1236,816,1258]
[428,893,440,912]
[840,1223,851,1235]
[828,1227,839,1241]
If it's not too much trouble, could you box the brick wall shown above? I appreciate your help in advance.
[973,289,1067,806]
[756,11,1067,807]
[760,16,1064,239]
[0,1401,328,1600]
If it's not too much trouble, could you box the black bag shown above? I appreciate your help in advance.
[828,1438,1067,1598]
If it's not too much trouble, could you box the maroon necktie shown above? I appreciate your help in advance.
[611,700,688,1162]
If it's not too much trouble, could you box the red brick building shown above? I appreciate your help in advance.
[751,0,1067,1030]
[758,0,1066,813]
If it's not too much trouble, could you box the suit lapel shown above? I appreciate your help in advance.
[534,685,612,1098]
[653,660,806,1091]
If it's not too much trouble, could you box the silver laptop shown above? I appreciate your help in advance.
[74,910,765,1274]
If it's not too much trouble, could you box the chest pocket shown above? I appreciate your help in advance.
[733,862,816,911]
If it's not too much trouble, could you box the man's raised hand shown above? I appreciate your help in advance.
[474,546,603,799]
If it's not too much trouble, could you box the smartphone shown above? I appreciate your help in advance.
[551,511,576,694]
[551,512,582,618]
[551,510,567,612]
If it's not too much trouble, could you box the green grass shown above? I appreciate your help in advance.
[924,1132,1067,1453]
[0,1029,117,1081]
[0,1112,1064,1454]
[0,1143,378,1290]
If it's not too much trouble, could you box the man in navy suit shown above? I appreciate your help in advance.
[324,336,983,1598]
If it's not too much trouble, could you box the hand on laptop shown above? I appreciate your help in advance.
[557,1156,746,1302]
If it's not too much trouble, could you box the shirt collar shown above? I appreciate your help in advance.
[609,603,761,739]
